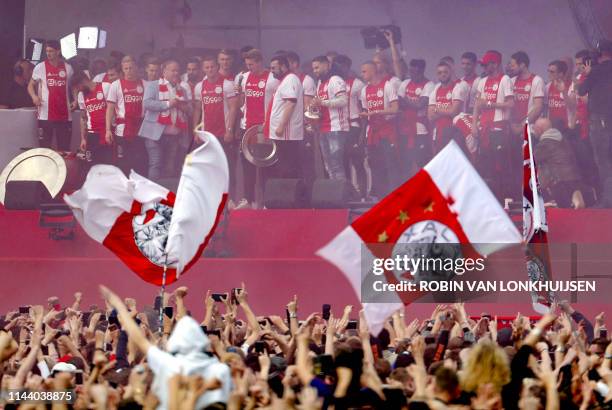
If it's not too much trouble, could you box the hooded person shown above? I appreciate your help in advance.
[100,286,231,409]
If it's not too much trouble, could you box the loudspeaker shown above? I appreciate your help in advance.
[264,178,306,208]
[311,179,350,208]
[4,180,51,210]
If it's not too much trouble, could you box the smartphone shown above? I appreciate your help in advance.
[347,320,358,330]
[19,306,29,315]
[313,354,334,376]
[154,296,162,311]
[205,329,221,338]
[212,293,227,302]
[96,321,109,332]
[322,304,331,321]
[108,310,119,327]
[254,340,265,353]
[286,308,291,326]
[75,371,83,385]
[601,328,608,339]
[164,306,174,319]
[231,288,242,305]
[41,344,49,355]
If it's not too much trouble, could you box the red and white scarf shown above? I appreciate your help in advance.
[157,78,188,130]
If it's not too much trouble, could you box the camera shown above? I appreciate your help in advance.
[360,25,401,50]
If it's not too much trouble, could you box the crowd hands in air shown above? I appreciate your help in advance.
[0,286,611,409]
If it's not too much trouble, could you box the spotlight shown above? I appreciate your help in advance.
[60,32,77,59]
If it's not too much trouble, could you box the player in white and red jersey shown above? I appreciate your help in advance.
[28,40,74,151]
[194,55,238,200]
[236,49,280,205]
[359,61,400,198]
[335,54,368,199]
[428,62,469,153]
[460,52,480,113]
[105,56,146,176]
[92,58,121,86]
[181,57,203,102]
[508,51,545,130]
[72,71,112,166]
[286,51,316,108]
[311,56,349,182]
[472,50,515,200]
[218,49,235,82]
[398,59,435,175]
[263,55,304,180]
[545,60,572,130]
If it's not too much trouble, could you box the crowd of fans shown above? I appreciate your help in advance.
[0,285,610,409]
[1,33,611,209]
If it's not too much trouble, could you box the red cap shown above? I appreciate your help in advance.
[480,51,502,65]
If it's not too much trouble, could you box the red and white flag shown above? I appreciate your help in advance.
[522,123,555,313]
[317,140,521,335]
[64,131,228,285]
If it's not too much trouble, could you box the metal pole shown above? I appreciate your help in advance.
[158,261,168,334]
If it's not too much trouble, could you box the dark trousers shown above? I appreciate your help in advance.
[400,133,432,180]
[267,140,303,180]
[589,113,612,205]
[116,135,148,177]
[39,120,71,151]
[221,140,238,201]
[477,128,514,202]
[344,127,367,198]
[239,128,257,202]
[367,139,401,198]
[85,133,113,167]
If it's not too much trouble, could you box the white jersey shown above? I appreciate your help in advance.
[346,77,366,125]
[428,80,469,109]
[106,78,145,137]
[510,74,545,123]
[194,77,236,136]
[31,60,74,121]
[302,74,316,97]
[267,73,304,141]
[239,70,279,130]
[317,75,349,133]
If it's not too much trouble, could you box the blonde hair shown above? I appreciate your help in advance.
[460,340,510,393]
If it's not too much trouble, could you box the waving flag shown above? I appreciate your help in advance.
[64,132,228,285]
[522,123,555,313]
[317,141,521,335]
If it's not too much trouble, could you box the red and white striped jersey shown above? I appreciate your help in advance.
[195,76,236,138]
[511,74,544,123]
[428,80,469,138]
[106,78,145,138]
[31,60,73,121]
[239,71,279,129]
[77,82,110,136]
[360,79,398,145]
[475,74,514,125]
[398,78,435,135]
[346,77,366,124]
[545,81,571,128]
[317,75,349,133]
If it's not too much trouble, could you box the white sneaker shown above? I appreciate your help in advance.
[235,198,249,210]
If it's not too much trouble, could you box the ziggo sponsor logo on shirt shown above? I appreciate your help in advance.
[202,95,224,104]
[367,99,384,110]
[548,99,566,108]
[124,95,143,103]
[47,78,66,87]
[86,102,106,112]
[245,89,264,98]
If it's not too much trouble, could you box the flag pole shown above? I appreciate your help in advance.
[159,256,168,335]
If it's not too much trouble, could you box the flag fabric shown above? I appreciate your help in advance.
[522,123,555,313]
[64,131,228,286]
[317,140,521,335]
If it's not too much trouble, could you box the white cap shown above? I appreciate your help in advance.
[51,362,77,373]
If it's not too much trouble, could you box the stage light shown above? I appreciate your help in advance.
[29,38,43,61]
[98,30,107,48]
[60,33,77,59]
[78,26,98,49]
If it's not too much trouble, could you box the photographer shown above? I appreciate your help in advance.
[577,39,612,207]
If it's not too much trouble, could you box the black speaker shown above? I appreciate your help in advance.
[311,179,350,209]
[4,180,51,210]
[264,178,306,208]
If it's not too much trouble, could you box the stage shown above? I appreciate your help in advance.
[0,207,610,320]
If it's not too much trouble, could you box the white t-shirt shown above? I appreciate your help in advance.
[267,73,304,141]
[31,61,74,121]
[302,74,316,97]
[347,77,366,123]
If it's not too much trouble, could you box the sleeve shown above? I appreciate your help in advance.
[532,76,545,98]
[501,76,514,98]
[66,64,74,80]
[422,81,435,98]
[397,80,409,98]
[240,73,248,93]
[102,82,111,98]
[360,86,367,110]
[143,82,171,112]
[428,85,438,106]
[194,82,202,101]
[106,81,119,103]
[353,78,366,96]
[267,73,280,94]
[146,345,176,375]
[77,92,85,110]
[31,63,44,82]
[223,79,236,98]
[452,81,468,101]
[279,76,299,100]
[303,75,316,97]
[330,76,347,98]
[385,81,398,102]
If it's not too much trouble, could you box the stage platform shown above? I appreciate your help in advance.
[0,207,610,321]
